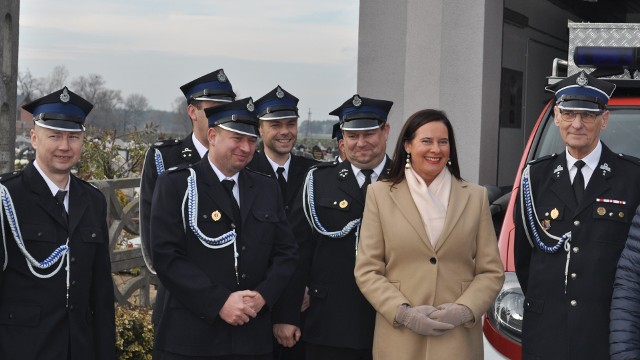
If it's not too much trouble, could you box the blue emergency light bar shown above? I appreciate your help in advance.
[574,46,640,69]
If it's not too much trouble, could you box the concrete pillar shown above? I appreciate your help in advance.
[0,0,19,173]
[358,0,503,184]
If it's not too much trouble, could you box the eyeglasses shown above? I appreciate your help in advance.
[559,110,603,124]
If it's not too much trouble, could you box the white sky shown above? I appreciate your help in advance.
[18,0,360,120]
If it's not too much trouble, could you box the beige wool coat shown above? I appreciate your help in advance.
[355,178,504,360]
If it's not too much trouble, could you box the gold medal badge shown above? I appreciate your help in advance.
[597,207,606,216]
[211,210,221,221]
[339,200,348,209]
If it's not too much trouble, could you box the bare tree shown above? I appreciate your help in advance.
[72,74,123,129]
[122,93,150,133]
[41,65,69,94]
[17,69,38,99]
[172,96,191,134]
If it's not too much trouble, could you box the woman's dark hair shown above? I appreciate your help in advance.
[385,109,462,186]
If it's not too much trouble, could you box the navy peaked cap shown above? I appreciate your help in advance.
[205,97,259,137]
[254,85,299,120]
[330,94,393,131]
[545,70,616,111]
[180,69,236,103]
[22,87,93,131]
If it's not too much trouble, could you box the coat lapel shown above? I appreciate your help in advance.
[435,179,469,251]
[389,180,430,248]
[575,145,615,215]
[549,153,578,212]
[239,170,256,224]
[23,164,67,229]
[336,161,365,205]
[181,134,203,164]
[68,176,88,235]
[287,156,307,205]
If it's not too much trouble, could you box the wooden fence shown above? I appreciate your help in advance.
[92,177,157,307]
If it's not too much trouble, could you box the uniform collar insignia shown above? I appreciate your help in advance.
[553,164,564,178]
[182,147,193,159]
[338,168,349,180]
[599,163,611,176]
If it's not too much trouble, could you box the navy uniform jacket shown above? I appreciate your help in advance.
[282,159,390,350]
[139,133,201,325]
[151,158,298,357]
[514,143,640,360]
[247,150,318,214]
[0,163,115,360]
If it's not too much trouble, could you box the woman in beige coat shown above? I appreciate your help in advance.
[355,109,504,360]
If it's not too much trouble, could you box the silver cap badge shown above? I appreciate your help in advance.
[60,88,70,103]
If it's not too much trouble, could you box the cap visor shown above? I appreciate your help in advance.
[192,95,234,103]
[557,100,601,111]
[35,119,84,132]
[218,123,258,137]
[259,110,299,120]
[341,119,383,131]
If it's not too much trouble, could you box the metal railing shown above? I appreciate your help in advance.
[92,177,156,307]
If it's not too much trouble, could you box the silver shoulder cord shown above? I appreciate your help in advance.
[1,183,71,306]
[183,168,240,284]
[302,168,362,254]
[519,165,573,293]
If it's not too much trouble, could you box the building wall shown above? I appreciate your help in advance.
[0,0,19,173]
[358,0,503,185]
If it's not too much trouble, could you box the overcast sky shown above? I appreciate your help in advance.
[18,0,359,120]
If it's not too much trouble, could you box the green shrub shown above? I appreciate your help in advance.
[115,305,154,360]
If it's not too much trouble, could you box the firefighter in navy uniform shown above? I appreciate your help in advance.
[0,88,115,360]
[139,69,236,330]
[151,97,298,359]
[514,71,640,360]
[246,86,317,360]
[282,95,393,360]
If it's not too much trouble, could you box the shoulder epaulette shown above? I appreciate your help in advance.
[527,153,557,166]
[245,167,271,178]
[313,160,339,169]
[79,177,103,193]
[165,163,192,173]
[617,153,640,166]
[152,138,182,149]
[0,170,23,183]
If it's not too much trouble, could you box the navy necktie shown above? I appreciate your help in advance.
[221,179,241,234]
[276,167,287,201]
[55,190,68,225]
[573,160,586,204]
[361,169,374,198]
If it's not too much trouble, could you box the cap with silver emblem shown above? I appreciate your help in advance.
[330,94,393,131]
[545,70,616,111]
[205,97,259,137]
[254,85,299,121]
[22,87,93,132]
[180,69,236,103]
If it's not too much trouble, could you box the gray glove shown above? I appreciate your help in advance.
[429,303,474,327]
[395,304,455,336]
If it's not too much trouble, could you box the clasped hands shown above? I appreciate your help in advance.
[219,290,265,326]
[395,303,473,336]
